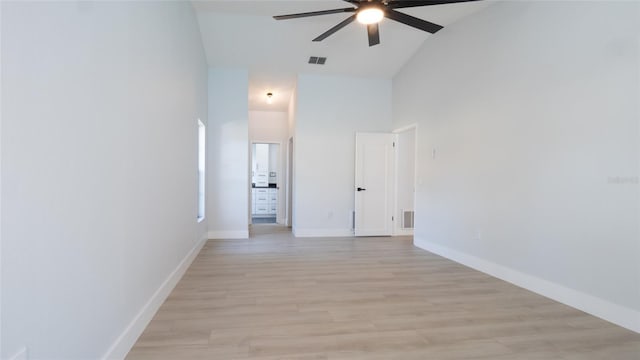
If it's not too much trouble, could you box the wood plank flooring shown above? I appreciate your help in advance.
[126,225,640,359]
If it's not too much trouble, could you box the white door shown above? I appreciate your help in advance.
[355,133,395,236]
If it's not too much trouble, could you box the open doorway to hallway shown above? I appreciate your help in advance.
[248,110,291,227]
[247,72,296,231]
[251,142,280,224]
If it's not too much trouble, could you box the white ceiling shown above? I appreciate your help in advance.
[193,0,491,111]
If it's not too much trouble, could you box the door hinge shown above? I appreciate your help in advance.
[392,216,394,221]
[393,142,395,148]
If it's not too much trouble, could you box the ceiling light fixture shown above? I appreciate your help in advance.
[266,92,273,104]
[356,7,384,25]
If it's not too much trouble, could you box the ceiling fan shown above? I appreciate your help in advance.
[273,0,480,47]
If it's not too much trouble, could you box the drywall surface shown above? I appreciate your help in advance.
[250,111,288,144]
[294,74,392,236]
[207,68,249,239]
[1,1,207,358]
[0,1,3,357]
[393,0,640,329]
[287,88,297,228]
[287,87,297,141]
[395,127,416,234]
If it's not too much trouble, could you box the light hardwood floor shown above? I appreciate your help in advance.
[127,225,640,359]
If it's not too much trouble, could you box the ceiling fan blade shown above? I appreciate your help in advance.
[313,14,357,42]
[385,9,443,34]
[367,24,380,46]
[273,8,355,20]
[343,0,361,4]
[388,0,481,8]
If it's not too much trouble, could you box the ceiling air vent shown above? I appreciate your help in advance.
[308,56,327,65]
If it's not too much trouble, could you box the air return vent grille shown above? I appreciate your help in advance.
[308,56,327,65]
[402,210,414,230]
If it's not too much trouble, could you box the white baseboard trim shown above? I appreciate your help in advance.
[8,347,28,360]
[393,229,414,237]
[294,228,354,238]
[207,230,249,239]
[414,237,640,334]
[101,236,207,360]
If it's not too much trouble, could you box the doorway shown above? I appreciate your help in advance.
[353,127,417,237]
[251,142,280,224]
[354,133,395,236]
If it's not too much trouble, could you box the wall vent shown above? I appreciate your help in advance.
[402,210,415,229]
[308,56,327,65]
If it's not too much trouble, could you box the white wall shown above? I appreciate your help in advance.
[287,89,298,228]
[395,127,416,235]
[0,2,3,357]
[295,74,392,237]
[249,111,288,224]
[393,1,640,332]
[287,85,297,140]
[1,1,208,359]
[250,111,288,143]
[207,68,249,239]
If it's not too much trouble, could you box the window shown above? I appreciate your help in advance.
[197,119,205,222]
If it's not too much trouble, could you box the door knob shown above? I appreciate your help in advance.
[357,187,366,191]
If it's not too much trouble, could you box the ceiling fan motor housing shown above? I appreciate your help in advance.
[273,0,479,47]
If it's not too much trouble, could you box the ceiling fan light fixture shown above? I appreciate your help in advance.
[266,92,273,104]
[356,7,384,25]
[273,0,461,46]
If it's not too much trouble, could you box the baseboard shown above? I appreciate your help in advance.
[414,237,640,334]
[101,236,207,360]
[294,228,354,238]
[393,229,414,237]
[8,347,28,360]
[207,230,248,239]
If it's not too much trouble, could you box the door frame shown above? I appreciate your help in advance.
[392,124,418,236]
[248,141,284,225]
[286,137,294,227]
[354,132,396,237]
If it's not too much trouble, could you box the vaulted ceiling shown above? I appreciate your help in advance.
[193,0,491,110]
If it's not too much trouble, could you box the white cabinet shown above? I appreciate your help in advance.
[254,204,269,215]
[252,188,277,216]
[252,188,267,215]
[267,188,277,215]
[254,172,268,187]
